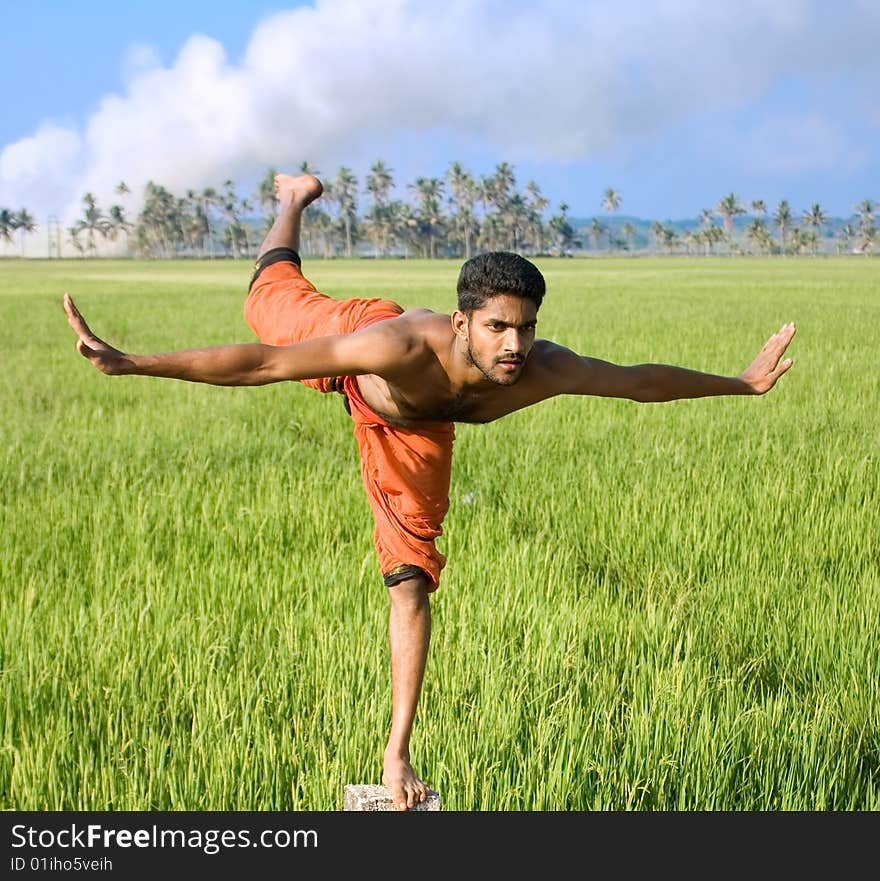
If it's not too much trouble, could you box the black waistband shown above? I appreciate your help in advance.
[327,376,351,415]
[383,565,428,588]
[248,247,302,290]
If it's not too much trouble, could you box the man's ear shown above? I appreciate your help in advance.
[451,310,469,340]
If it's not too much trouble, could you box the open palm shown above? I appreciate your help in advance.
[740,322,796,394]
[63,294,134,375]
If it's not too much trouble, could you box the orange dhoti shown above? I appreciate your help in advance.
[244,250,454,591]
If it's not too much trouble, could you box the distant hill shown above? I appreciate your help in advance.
[568,213,862,254]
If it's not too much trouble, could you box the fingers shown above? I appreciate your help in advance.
[775,356,794,377]
[760,322,796,370]
[774,323,796,364]
[63,293,93,338]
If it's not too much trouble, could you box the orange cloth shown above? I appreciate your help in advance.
[244,260,454,591]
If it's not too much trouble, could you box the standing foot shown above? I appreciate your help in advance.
[274,173,323,207]
[383,751,430,811]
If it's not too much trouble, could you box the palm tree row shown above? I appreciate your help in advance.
[645,195,877,257]
[57,161,578,260]
[4,172,876,259]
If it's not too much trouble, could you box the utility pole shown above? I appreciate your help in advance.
[47,215,62,258]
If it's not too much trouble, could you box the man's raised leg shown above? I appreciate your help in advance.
[384,575,432,810]
[256,173,323,260]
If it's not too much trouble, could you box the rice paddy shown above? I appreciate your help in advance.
[2,255,878,810]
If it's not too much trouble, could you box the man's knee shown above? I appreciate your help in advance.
[388,573,431,610]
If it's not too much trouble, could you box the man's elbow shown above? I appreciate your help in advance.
[627,365,671,403]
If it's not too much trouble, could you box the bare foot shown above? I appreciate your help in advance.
[383,752,429,811]
[274,173,323,207]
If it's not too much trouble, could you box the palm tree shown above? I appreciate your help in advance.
[365,160,394,204]
[445,161,480,259]
[837,223,857,254]
[601,187,621,214]
[856,224,877,255]
[662,227,680,254]
[486,162,515,207]
[788,228,812,256]
[364,160,395,256]
[479,162,517,250]
[220,179,254,258]
[392,201,420,259]
[746,218,773,255]
[589,217,606,252]
[548,202,575,255]
[802,203,827,254]
[773,200,793,252]
[650,220,666,252]
[715,192,746,242]
[681,230,698,255]
[409,177,445,258]
[750,199,766,219]
[524,180,549,254]
[201,187,221,257]
[67,225,86,257]
[854,199,875,229]
[74,193,110,256]
[0,208,16,254]
[333,167,359,257]
[13,208,37,257]
[696,224,724,256]
[503,192,530,253]
[136,181,181,258]
[621,221,636,253]
[107,205,132,250]
[255,168,279,233]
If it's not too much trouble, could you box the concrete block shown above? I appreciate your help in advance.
[343,784,442,812]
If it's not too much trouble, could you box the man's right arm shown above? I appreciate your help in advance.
[63,293,414,386]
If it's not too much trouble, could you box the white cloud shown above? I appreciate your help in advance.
[1,0,878,220]
[0,124,82,215]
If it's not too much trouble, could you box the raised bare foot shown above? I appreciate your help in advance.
[383,752,430,811]
[274,173,323,207]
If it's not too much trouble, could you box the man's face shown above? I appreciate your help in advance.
[457,294,538,386]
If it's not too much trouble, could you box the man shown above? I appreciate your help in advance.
[64,172,796,811]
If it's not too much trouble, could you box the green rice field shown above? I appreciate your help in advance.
[2,255,878,810]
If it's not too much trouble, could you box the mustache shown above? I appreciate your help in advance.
[495,355,525,365]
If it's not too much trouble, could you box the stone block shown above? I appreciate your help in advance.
[343,784,442,811]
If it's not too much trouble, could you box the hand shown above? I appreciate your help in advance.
[739,322,796,395]
[63,293,135,375]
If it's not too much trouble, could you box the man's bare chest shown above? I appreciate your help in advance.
[357,371,551,427]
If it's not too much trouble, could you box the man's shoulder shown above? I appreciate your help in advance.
[390,308,453,347]
[397,307,450,325]
[359,308,451,370]
[528,338,580,369]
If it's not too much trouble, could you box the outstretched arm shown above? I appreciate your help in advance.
[63,294,412,386]
[548,322,796,402]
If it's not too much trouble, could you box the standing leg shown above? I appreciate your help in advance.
[257,173,323,259]
[383,574,432,810]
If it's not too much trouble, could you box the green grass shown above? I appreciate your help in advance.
[2,255,878,810]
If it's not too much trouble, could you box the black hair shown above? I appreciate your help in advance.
[456,251,545,315]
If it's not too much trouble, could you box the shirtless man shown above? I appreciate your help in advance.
[63,172,796,811]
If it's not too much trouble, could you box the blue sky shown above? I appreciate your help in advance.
[2,0,878,223]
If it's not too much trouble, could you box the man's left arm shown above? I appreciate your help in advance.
[547,322,796,401]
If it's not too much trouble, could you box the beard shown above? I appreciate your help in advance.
[465,341,524,386]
